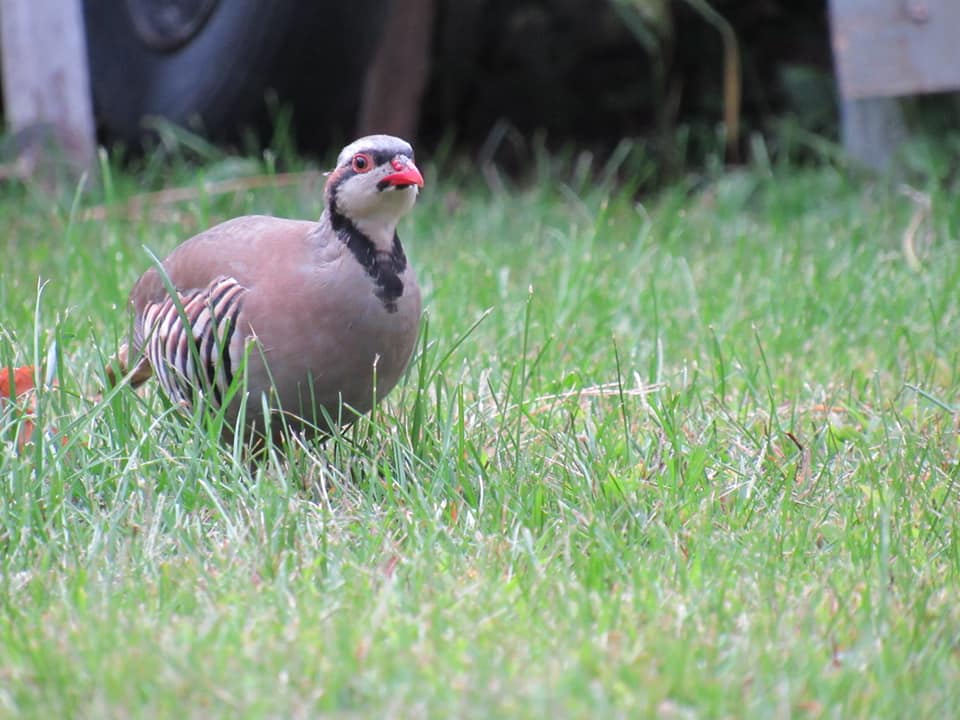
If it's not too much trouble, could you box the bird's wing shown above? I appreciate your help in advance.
[110,215,316,396]
[134,275,248,410]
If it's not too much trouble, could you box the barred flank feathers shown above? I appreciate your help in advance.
[141,276,246,410]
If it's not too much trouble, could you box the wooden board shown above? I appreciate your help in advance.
[830,0,960,99]
[0,0,96,172]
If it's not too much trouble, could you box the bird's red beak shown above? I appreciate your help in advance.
[382,157,424,188]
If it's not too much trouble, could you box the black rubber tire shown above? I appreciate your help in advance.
[83,0,382,147]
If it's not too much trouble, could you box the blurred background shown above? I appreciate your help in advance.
[4,0,960,183]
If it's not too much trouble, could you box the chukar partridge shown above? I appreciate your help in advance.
[113,134,424,441]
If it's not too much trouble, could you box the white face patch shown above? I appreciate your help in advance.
[327,134,422,251]
[336,169,418,226]
[328,135,421,251]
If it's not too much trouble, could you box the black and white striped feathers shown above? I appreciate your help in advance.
[136,276,245,410]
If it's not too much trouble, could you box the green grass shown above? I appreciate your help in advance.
[1,146,958,718]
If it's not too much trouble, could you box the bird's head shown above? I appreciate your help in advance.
[325,135,424,236]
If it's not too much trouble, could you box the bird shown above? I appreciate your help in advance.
[109,134,424,443]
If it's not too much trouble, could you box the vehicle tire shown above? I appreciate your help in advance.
[83,0,382,147]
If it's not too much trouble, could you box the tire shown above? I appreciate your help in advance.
[83,0,382,147]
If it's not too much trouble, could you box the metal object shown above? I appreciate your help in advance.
[125,0,219,52]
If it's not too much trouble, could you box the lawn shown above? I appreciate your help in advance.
[0,144,958,718]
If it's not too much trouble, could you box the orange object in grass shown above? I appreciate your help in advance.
[0,365,36,399]
[0,365,45,449]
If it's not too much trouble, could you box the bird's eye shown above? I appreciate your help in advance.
[351,153,372,173]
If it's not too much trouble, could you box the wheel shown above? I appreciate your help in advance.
[83,0,383,147]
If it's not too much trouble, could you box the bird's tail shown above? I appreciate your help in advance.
[104,343,153,389]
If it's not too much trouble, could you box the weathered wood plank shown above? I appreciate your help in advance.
[830,0,960,99]
[0,0,96,172]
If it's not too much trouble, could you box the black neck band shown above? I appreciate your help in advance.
[329,205,407,313]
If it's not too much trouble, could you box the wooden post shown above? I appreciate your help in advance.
[829,0,960,171]
[0,0,96,175]
[837,97,907,172]
[357,0,436,141]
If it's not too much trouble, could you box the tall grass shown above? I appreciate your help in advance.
[0,143,958,717]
